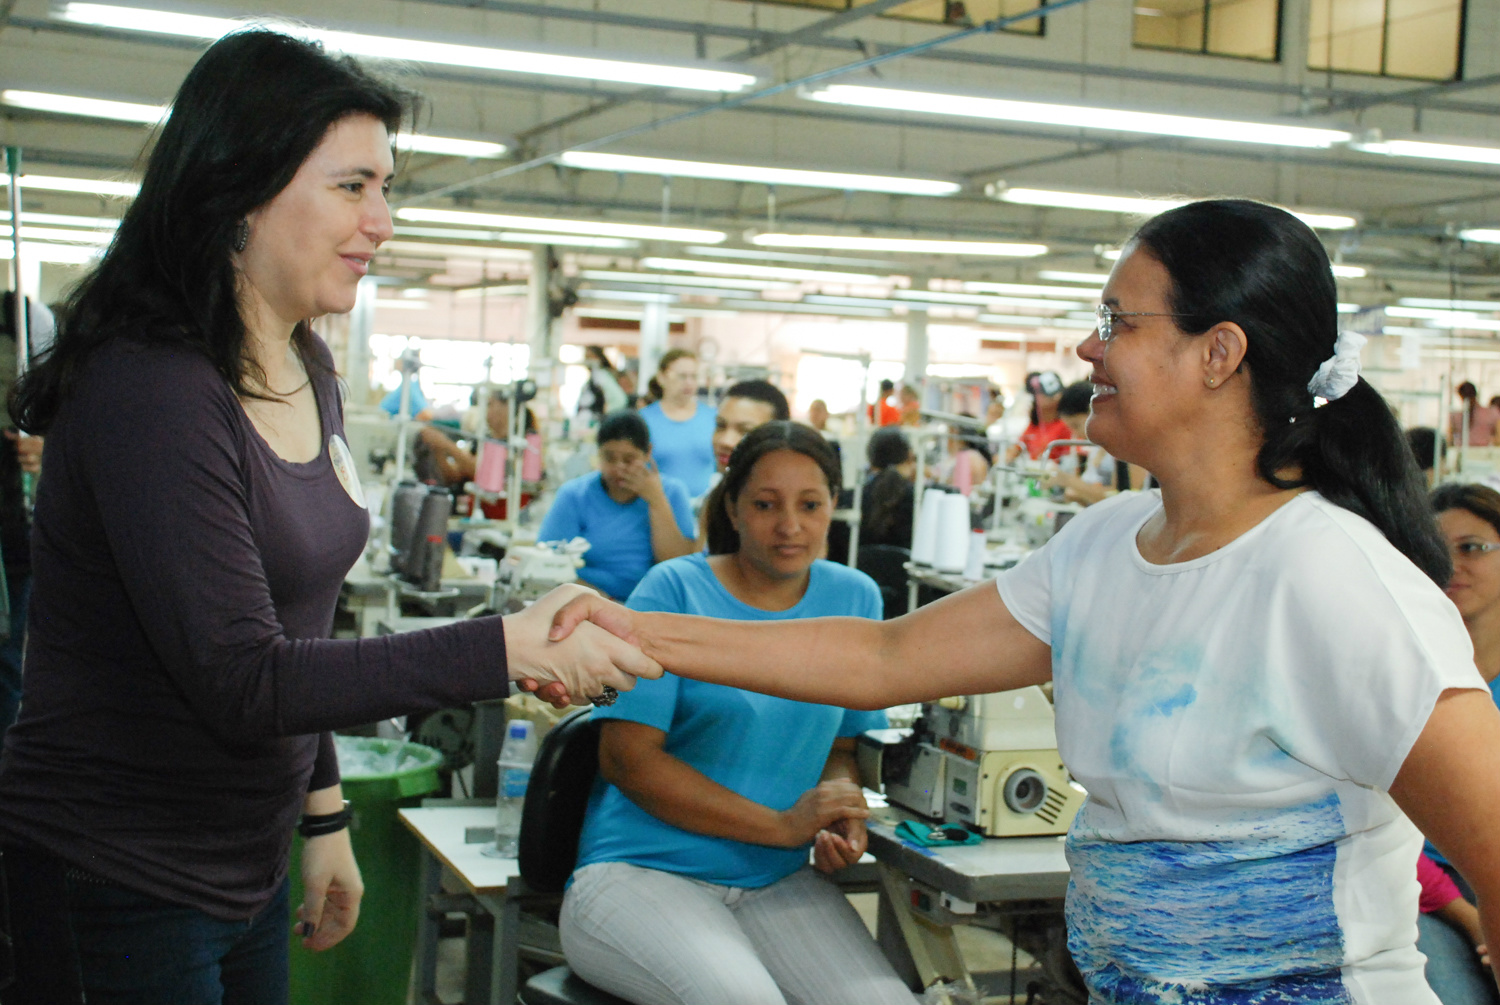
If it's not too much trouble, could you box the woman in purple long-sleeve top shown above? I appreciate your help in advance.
[0,31,657,1005]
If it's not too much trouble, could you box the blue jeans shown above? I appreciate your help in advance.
[1419,911,1500,1005]
[0,572,27,742]
[1,843,291,1005]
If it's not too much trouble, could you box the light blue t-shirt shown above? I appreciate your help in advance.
[639,401,716,498]
[379,381,429,417]
[574,554,888,889]
[535,471,694,601]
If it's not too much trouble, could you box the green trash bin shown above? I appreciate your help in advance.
[289,736,445,1005]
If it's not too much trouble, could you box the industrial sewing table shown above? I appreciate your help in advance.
[401,803,1070,1003]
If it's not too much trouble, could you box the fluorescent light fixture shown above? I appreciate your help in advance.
[975,313,1097,330]
[994,186,1358,230]
[998,187,1185,216]
[392,225,635,249]
[1421,316,1500,332]
[0,241,100,264]
[961,280,1103,298]
[1337,303,1360,313]
[750,233,1046,257]
[580,270,790,291]
[803,294,911,311]
[0,210,120,229]
[1400,298,1500,312]
[718,298,892,319]
[379,240,531,261]
[556,151,960,197]
[0,174,139,197]
[0,225,110,244]
[396,207,726,244]
[639,257,884,284]
[1460,229,1500,244]
[56,3,757,92]
[682,245,895,268]
[1353,137,1500,166]
[1330,264,1366,279]
[394,134,508,159]
[1038,270,1110,284]
[804,84,1352,149]
[1385,305,1480,322]
[453,285,529,299]
[577,289,677,304]
[1,88,163,123]
[895,289,1086,310]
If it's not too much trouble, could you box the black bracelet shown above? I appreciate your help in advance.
[298,800,352,839]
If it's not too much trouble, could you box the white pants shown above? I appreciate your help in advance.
[561,861,917,1005]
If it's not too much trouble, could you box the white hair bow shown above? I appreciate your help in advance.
[1307,330,1366,403]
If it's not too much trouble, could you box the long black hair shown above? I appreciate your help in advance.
[704,421,841,555]
[1132,199,1449,585]
[11,30,417,433]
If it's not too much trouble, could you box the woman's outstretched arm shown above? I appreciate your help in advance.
[550,580,1051,709]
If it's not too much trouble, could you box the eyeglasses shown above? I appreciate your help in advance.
[1095,304,1191,342]
[1450,540,1500,559]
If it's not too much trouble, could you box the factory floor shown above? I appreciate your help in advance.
[417,892,1043,1004]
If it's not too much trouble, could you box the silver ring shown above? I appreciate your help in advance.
[588,685,619,708]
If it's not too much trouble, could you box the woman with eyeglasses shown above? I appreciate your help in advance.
[1415,483,1500,1004]
[551,199,1500,1003]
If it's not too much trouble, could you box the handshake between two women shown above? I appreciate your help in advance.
[503,583,660,708]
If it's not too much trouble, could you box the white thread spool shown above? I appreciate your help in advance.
[962,530,987,581]
[912,488,944,566]
[934,493,971,574]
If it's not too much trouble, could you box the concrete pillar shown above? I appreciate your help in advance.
[639,299,669,391]
[527,245,555,383]
[345,276,376,406]
[903,309,929,389]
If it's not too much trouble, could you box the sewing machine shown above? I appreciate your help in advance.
[495,537,590,604]
[860,686,1083,838]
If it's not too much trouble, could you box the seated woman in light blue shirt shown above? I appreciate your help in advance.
[560,422,912,1005]
[536,411,697,601]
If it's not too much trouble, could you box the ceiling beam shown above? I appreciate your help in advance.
[395,0,1500,117]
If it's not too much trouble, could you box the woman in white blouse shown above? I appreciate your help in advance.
[551,199,1500,1004]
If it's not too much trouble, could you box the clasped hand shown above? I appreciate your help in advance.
[781,778,870,875]
[506,584,661,707]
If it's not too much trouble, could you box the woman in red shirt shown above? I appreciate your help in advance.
[1009,370,1071,460]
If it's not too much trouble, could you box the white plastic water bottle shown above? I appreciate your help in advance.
[493,720,538,858]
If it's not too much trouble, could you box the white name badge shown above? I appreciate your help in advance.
[328,435,367,509]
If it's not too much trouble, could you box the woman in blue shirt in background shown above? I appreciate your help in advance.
[639,349,717,498]
[560,422,912,1005]
[536,411,697,600]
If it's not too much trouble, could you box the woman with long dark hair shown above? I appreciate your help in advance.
[560,422,910,1005]
[0,31,652,1004]
[860,427,915,550]
[553,200,1500,1001]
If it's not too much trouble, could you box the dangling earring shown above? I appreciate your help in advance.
[233,220,249,253]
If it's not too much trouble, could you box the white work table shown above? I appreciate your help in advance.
[400,805,529,1005]
[865,811,1071,904]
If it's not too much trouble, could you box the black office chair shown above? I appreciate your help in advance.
[857,544,912,621]
[516,709,632,1005]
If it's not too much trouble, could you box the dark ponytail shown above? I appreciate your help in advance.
[704,421,841,555]
[1133,199,1450,586]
